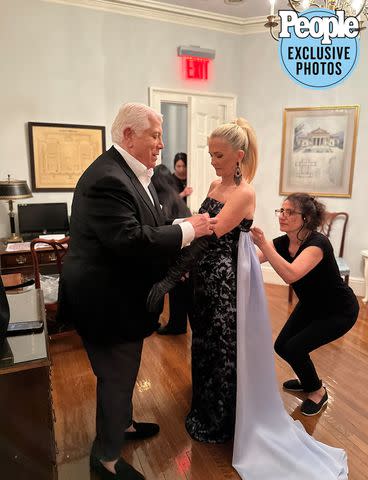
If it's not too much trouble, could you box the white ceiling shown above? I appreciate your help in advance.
[154,0,291,18]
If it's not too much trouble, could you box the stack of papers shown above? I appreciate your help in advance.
[39,234,66,240]
[5,240,66,252]
[6,242,31,252]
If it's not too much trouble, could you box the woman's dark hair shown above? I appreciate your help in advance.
[151,164,190,219]
[152,164,176,190]
[174,152,187,167]
[286,192,326,232]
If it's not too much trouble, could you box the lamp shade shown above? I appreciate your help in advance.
[0,178,32,200]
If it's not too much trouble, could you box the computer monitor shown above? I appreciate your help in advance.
[18,203,69,237]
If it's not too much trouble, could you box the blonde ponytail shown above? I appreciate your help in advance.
[236,118,258,182]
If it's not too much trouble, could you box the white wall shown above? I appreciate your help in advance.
[238,32,368,289]
[0,0,367,290]
[0,0,242,233]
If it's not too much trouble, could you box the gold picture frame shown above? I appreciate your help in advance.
[28,122,106,191]
[279,105,360,198]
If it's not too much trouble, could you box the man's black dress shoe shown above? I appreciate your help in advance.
[157,325,186,335]
[124,421,160,440]
[90,454,144,479]
[300,388,328,416]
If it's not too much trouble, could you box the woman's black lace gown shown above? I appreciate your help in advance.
[185,197,252,443]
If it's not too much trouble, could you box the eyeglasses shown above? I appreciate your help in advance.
[274,208,302,218]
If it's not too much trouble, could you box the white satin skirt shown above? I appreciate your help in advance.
[233,232,348,480]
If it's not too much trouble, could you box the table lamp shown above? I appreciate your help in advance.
[0,175,32,243]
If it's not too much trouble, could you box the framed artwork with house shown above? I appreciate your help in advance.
[279,105,360,198]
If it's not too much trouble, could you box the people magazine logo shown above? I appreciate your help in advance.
[278,8,360,89]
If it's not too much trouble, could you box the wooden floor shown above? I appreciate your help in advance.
[51,284,368,480]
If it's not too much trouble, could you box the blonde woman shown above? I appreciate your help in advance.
[148,118,257,443]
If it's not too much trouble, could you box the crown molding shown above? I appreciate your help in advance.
[42,0,268,35]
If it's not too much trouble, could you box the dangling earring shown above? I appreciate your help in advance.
[234,162,242,186]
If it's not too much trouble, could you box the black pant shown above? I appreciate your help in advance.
[166,279,193,332]
[83,337,143,461]
[274,299,358,392]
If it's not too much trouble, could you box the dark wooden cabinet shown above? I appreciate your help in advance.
[0,245,60,279]
[0,290,58,479]
[0,365,57,480]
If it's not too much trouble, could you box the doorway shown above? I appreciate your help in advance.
[160,102,188,171]
[149,87,236,212]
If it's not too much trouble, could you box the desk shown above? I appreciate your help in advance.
[0,289,57,480]
[361,250,368,304]
[0,243,61,279]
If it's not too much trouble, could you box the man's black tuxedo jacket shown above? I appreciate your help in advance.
[59,146,182,344]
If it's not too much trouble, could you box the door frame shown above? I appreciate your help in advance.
[149,87,237,210]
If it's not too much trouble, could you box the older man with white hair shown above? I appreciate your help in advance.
[59,102,215,479]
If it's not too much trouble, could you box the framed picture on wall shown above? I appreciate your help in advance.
[28,122,106,191]
[279,105,360,198]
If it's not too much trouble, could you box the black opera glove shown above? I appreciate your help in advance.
[146,236,211,313]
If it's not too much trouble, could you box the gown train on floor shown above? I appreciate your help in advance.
[233,232,348,480]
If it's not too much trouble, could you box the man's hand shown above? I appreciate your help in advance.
[186,213,217,238]
[250,226,267,248]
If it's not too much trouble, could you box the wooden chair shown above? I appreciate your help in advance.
[288,212,350,303]
[30,237,70,335]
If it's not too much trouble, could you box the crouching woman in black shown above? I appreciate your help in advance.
[251,193,359,416]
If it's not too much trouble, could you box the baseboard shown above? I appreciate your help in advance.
[261,264,366,298]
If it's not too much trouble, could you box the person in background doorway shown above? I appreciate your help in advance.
[172,152,193,204]
[151,164,193,335]
[152,164,190,221]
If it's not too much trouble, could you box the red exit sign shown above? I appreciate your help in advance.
[182,56,210,80]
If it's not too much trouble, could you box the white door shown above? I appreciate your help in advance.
[149,88,236,212]
[189,95,235,211]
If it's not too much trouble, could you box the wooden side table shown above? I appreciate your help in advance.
[361,250,368,304]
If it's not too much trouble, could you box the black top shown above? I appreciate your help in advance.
[273,231,355,309]
[172,174,186,194]
[172,174,188,204]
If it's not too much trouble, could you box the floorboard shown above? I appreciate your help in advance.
[51,285,368,479]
